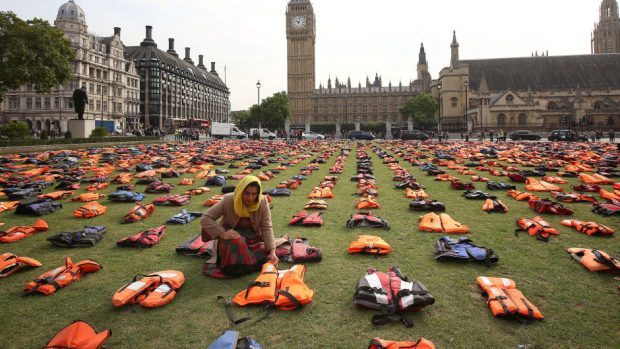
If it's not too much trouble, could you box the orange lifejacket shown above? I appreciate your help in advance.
[348,235,391,255]
[579,173,612,185]
[541,176,568,184]
[122,203,155,223]
[515,216,559,241]
[406,188,428,199]
[185,187,211,196]
[113,270,185,308]
[203,194,224,207]
[24,257,102,295]
[368,338,436,349]
[86,182,109,191]
[73,201,108,218]
[476,276,544,320]
[525,177,562,192]
[418,213,469,234]
[232,262,313,311]
[135,170,157,178]
[561,219,614,236]
[506,190,539,201]
[0,200,21,213]
[357,196,380,209]
[0,218,49,243]
[308,187,334,199]
[482,198,509,213]
[0,253,42,278]
[179,178,194,186]
[566,248,619,272]
[435,173,458,181]
[44,320,111,349]
[72,193,106,202]
[471,175,490,182]
[113,173,133,184]
[599,189,620,201]
[37,191,74,201]
[305,199,328,210]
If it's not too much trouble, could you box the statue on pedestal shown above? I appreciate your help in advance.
[72,86,88,120]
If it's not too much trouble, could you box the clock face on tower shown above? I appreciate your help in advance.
[292,15,306,29]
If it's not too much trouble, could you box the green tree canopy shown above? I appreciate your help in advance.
[399,93,439,130]
[0,121,30,139]
[0,12,74,102]
[248,91,289,130]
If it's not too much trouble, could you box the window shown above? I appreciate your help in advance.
[518,113,527,126]
[44,97,51,109]
[54,97,61,109]
[451,97,458,108]
[103,101,108,112]
[497,114,506,126]
[506,94,514,104]
[96,100,101,111]
[547,101,558,110]
[9,97,20,109]
[35,98,41,109]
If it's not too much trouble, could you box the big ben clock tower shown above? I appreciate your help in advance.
[286,0,315,125]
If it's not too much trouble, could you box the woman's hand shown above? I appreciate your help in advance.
[220,229,240,240]
[267,250,279,266]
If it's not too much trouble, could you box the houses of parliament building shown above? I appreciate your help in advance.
[286,0,620,135]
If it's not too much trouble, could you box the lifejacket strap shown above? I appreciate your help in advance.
[277,289,302,310]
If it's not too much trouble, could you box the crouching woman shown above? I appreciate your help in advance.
[201,175,278,278]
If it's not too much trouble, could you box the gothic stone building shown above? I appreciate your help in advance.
[286,0,431,137]
[1,0,140,133]
[592,0,620,54]
[438,30,620,134]
[125,27,230,130]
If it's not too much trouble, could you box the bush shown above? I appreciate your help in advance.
[0,122,30,139]
[0,136,160,147]
[40,130,49,140]
[90,127,109,138]
[64,130,72,139]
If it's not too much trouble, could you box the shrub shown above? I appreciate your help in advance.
[64,130,72,139]
[90,126,109,138]
[40,130,49,140]
[0,122,30,139]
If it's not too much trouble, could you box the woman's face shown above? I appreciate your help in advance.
[242,185,259,206]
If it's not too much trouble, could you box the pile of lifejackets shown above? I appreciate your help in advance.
[419,212,469,234]
[515,216,559,241]
[113,270,185,308]
[73,201,108,218]
[476,276,544,321]
[117,226,167,248]
[354,266,435,327]
[24,257,102,295]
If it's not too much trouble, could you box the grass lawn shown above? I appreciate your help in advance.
[0,140,618,348]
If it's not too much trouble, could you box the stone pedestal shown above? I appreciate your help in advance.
[355,121,360,131]
[385,119,392,140]
[335,119,342,140]
[305,122,310,132]
[408,116,413,131]
[285,120,290,138]
[68,119,96,139]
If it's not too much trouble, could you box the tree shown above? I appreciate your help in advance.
[0,12,74,102]
[0,121,30,139]
[399,93,439,130]
[249,91,289,130]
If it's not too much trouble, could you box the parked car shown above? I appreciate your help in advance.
[547,129,587,142]
[301,131,325,140]
[400,130,429,141]
[348,130,375,140]
[509,130,541,141]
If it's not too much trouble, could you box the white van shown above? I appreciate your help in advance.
[249,128,277,140]
[211,122,247,139]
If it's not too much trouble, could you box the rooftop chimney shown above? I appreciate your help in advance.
[167,38,178,57]
[140,25,157,47]
[210,62,219,76]
[184,47,194,65]
[114,27,121,37]
[197,55,206,69]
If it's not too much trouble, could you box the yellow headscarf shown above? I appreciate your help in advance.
[233,175,263,218]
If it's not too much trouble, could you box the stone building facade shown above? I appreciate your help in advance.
[125,27,230,130]
[592,0,620,54]
[286,0,431,136]
[0,0,141,133]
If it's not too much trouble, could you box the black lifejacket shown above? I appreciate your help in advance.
[354,267,434,327]
[47,226,106,247]
[347,212,390,230]
[15,199,62,216]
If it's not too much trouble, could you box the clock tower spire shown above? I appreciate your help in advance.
[286,0,316,125]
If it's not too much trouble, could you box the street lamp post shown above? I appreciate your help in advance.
[464,80,469,133]
[256,80,261,130]
[479,96,483,137]
[437,82,442,133]
[101,79,104,123]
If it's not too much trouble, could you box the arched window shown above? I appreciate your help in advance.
[497,114,506,126]
[35,120,42,130]
[593,102,601,110]
[451,97,458,108]
[506,95,514,104]
[547,101,558,110]
[518,113,527,126]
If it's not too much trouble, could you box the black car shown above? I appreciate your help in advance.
[401,130,429,141]
[547,129,588,142]
[509,130,541,141]
[348,130,375,140]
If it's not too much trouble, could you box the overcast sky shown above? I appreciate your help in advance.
[2,0,606,110]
